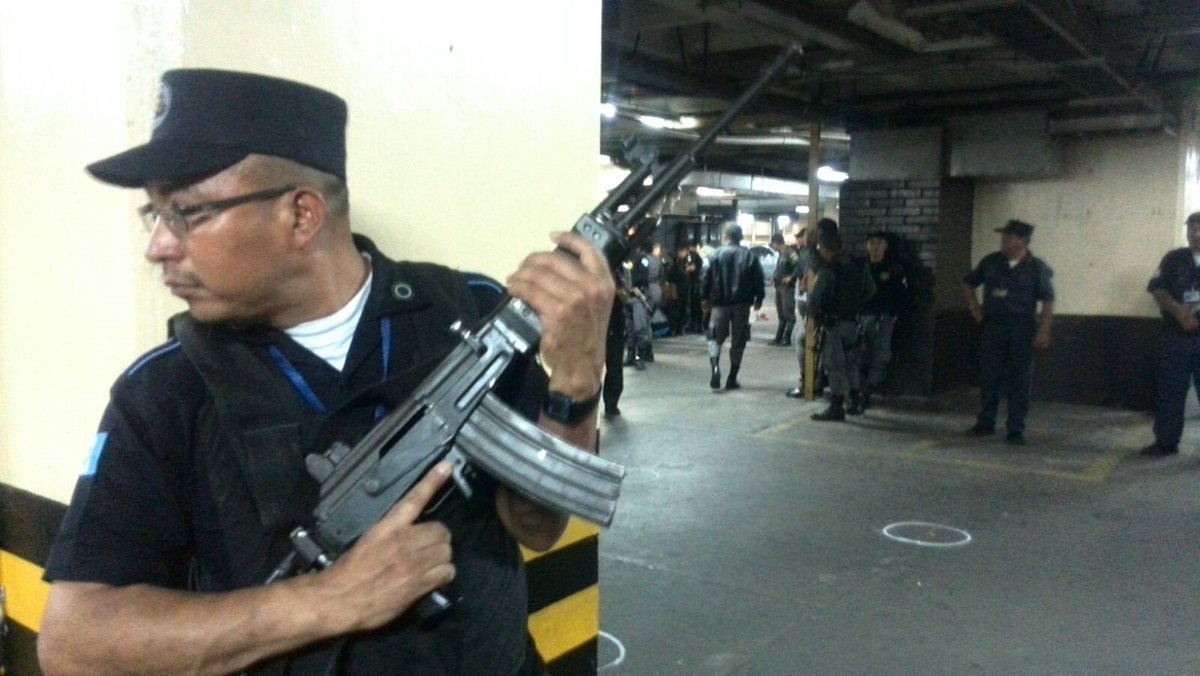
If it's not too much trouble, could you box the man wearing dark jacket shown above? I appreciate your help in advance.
[701,223,765,390]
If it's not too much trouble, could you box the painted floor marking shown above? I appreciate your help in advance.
[882,521,973,548]
[755,415,1143,484]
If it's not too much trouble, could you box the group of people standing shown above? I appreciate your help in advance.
[698,215,1055,446]
[602,239,707,416]
[616,207,1200,458]
[762,219,910,421]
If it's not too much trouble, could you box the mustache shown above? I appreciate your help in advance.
[160,267,202,286]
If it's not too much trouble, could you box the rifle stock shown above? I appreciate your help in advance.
[270,44,804,613]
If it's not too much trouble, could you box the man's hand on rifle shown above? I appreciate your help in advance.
[304,462,456,634]
[502,231,615,550]
[506,231,613,401]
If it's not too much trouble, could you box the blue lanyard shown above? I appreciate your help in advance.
[268,317,394,416]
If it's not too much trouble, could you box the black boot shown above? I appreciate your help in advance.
[812,395,846,421]
[623,347,636,367]
[642,343,654,363]
[781,322,793,346]
[709,357,721,389]
[861,387,873,411]
[769,324,785,346]
[725,363,741,390]
[846,390,864,415]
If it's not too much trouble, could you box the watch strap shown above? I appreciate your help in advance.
[542,387,602,424]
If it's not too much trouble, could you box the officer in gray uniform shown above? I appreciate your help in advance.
[769,231,800,346]
[808,230,874,420]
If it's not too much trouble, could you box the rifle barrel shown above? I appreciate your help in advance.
[614,42,802,232]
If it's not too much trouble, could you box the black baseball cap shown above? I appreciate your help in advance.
[87,69,348,187]
[995,219,1034,239]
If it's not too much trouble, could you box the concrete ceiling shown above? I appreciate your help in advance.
[601,0,1200,185]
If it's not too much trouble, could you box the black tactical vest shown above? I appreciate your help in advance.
[173,259,531,674]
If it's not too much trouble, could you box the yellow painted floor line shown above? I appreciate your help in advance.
[899,439,939,457]
[757,421,1142,484]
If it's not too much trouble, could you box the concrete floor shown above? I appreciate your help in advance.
[594,324,1200,675]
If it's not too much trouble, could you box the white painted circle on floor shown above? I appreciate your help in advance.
[882,521,972,548]
[598,630,627,671]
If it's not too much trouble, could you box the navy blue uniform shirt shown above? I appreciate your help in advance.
[1147,248,1200,332]
[964,252,1055,319]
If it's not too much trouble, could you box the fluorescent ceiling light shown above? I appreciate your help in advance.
[600,102,617,119]
[695,186,733,198]
[638,114,701,131]
[816,166,849,182]
[794,205,810,214]
[638,115,671,129]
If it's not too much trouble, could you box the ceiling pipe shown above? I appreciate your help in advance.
[847,0,997,53]
[636,125,850,148]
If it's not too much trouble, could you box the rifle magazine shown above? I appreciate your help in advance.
[454,393,625,527]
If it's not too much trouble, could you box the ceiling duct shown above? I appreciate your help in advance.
[1046,113,1168,135]
[847,0,996,53]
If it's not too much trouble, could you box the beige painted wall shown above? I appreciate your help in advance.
[0,1,600,502]
[972,132,1200,317]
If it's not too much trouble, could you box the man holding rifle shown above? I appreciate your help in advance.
[39,69,612,675]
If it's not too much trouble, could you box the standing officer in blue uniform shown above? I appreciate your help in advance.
[962,219,1055,445]
[1141,212,1200,457]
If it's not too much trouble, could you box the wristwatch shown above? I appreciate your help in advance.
[542,388,602,425]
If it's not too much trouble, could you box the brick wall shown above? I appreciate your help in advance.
[837,179,941,268]
[836,179,976,396]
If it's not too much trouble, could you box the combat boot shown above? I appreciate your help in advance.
[709,357,722,389]
[725,363,741,390]
[769,324,785,346]
[811,395,846,422]
[846,390,864,415]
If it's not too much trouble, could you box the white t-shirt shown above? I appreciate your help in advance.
[285,271,372,371]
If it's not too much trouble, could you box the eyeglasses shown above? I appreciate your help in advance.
[139,184,297,238]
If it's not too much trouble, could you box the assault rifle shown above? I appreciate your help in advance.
[267,43,803,614]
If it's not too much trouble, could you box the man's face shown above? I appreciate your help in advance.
[866,237,887,261]
[999,232,1027,258]
[143,167,299,326]
[1188,220,1200,251]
